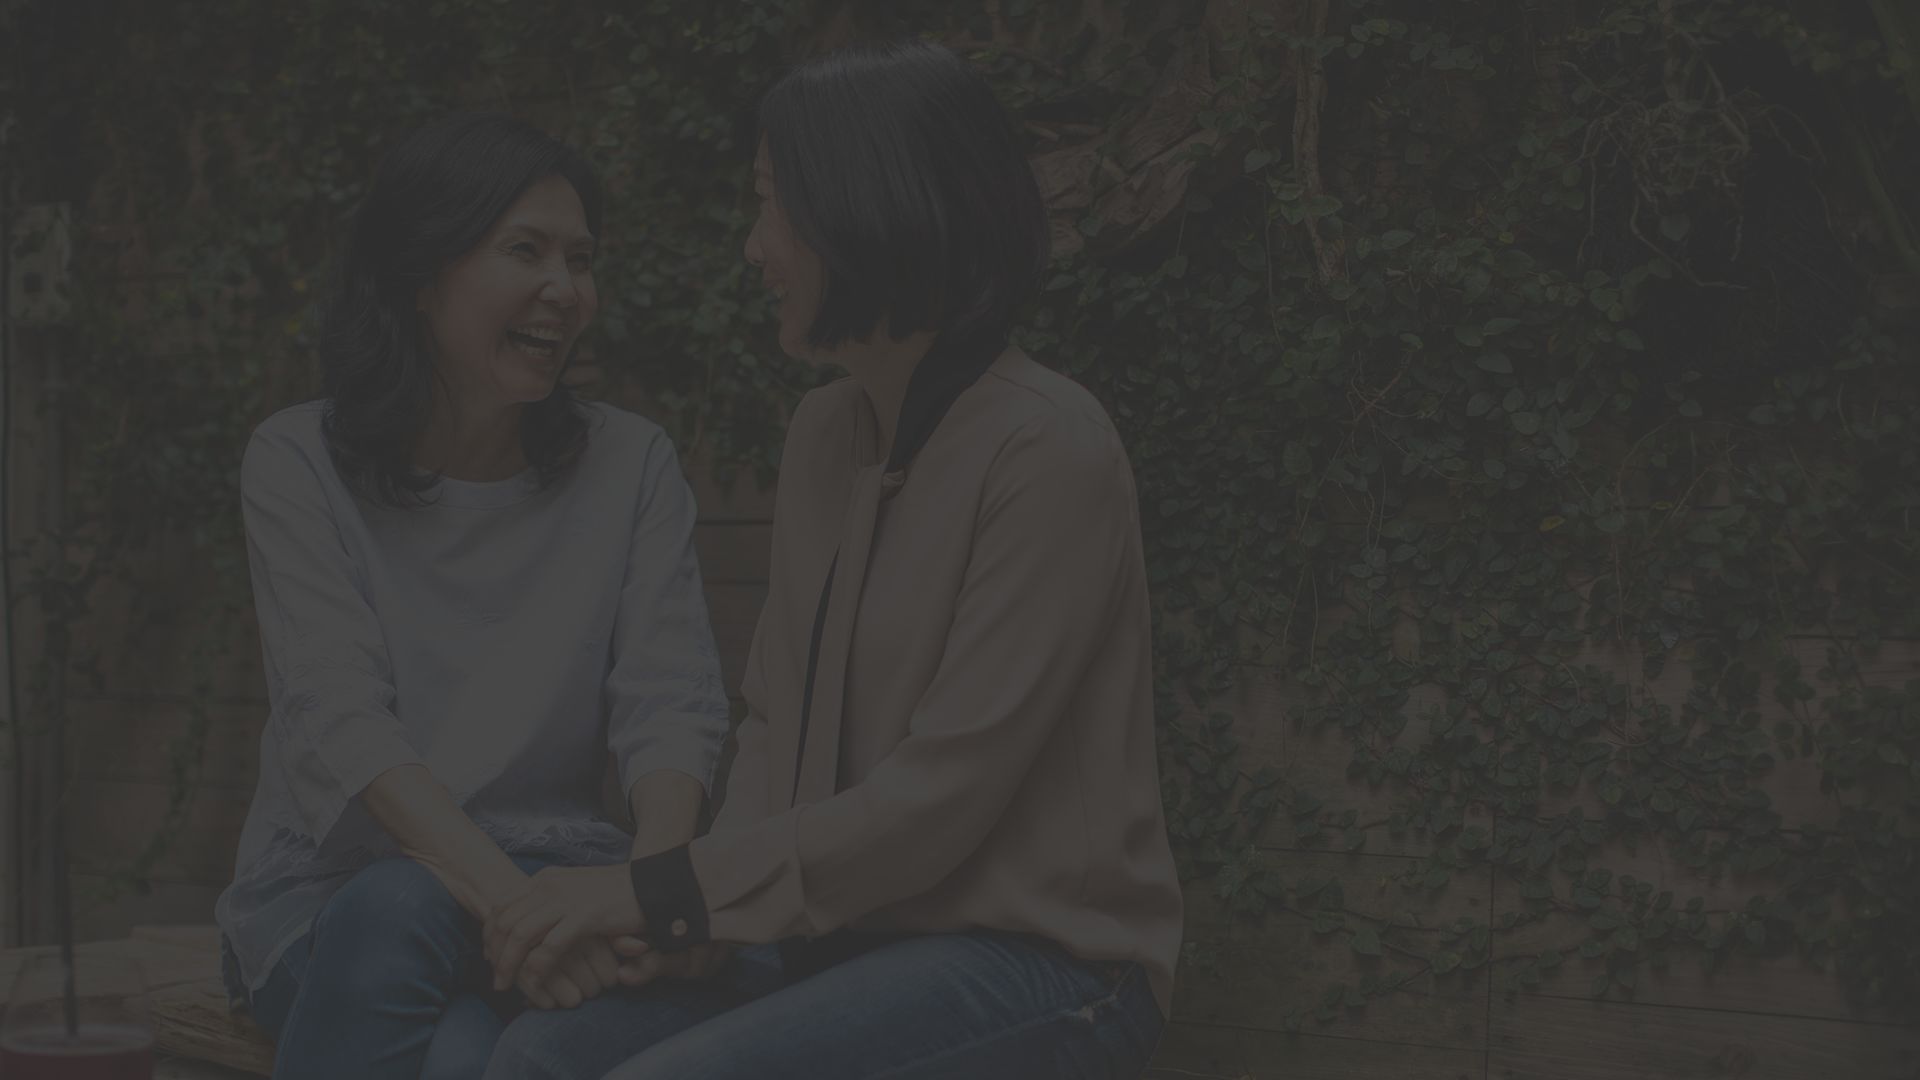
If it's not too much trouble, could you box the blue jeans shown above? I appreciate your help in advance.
[483,930,1165,1080]
[249,855,556,1080]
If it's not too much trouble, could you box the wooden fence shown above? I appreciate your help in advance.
[5,358,1917,1079]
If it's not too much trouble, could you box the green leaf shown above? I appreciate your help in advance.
[1660,213,1691,242]
[1432,950,1462,974]
[1244,149,1275,173]
[1351,928,1383,956]
[1306,194,1344,219]
[1466,392,1495,417]
[1476,353,1512,374]
[1512,411,1541,435]
[1380,229,1414,250]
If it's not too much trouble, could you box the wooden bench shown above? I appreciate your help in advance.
[6,926,1215,1078]
[0,925,273,1077]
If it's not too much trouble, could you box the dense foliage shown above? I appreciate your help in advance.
[4,0,1916,1027]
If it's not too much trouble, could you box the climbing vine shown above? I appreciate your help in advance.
[3,0,1916,1029]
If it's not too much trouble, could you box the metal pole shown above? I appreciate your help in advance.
[0,102,21,952]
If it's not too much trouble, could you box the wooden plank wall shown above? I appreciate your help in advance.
[49,442,776,942]
[48,471,1920,1080]
[17,379,1920,1077]
[1149,643,1920,1079]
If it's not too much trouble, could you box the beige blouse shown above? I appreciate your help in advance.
[685,348,1184,1015]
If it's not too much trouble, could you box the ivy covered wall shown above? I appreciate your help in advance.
[4,0,1917,1071]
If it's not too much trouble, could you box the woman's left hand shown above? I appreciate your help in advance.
[484,863,644,990]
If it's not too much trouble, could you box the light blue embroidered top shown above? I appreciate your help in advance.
[214,400,731,992]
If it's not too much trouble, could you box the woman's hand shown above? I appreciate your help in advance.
[515,935,648,1009]
[484,864,644,991]
[362,765,533,923]
[610,937,732,987]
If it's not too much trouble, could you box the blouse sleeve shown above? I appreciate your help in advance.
[242,430,421,846]
[604,437,732,801]
[632,411,1136,948]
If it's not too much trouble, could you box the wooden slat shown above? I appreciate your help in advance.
[1176,851,1491,1050]
[1146,1021,1483,1079]
[63,560,262,701]
[157,1059,263,1080]
[70,554,778,704]
[69,697,262,792]
[0,929,273,1077]
[0,934,215,999]
[130,925,223,953]
[704,581,767,695]
[694,522,773,584]
[1488,833,1896,1024]
[70,878,226,945]
[151,979,274,1077]
[1512,635,1913,830]
[1228,667,1479,858]
[1489,992,1920,1079]
[78,581,763,702]
[66,779,250,887]
[158,1059,264,1080]
[686,454,777,523]
[64,456,776,703]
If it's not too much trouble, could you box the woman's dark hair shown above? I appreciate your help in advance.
[758,39,1050,472]
[319,111,602,506]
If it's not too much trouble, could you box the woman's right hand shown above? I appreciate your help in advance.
[517,935,649,1009]
[610,938,732,986]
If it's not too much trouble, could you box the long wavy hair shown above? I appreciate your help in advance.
[319,111,602,506]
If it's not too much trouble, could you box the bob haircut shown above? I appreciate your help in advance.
[319,111,603,506]
[757,39,1051,471]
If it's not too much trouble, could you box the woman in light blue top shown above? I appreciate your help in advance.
[212,112,731,1080]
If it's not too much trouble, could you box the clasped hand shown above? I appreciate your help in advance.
[483,864,729,1007]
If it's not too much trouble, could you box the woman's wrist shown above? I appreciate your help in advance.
[362,764,525,915]
[630,831,690,859]
[410,835,527,917]
[627,769,705,857]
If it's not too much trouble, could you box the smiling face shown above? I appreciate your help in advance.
[744,140,829,364]
[419,173,599,409]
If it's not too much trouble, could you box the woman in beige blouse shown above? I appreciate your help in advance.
[480,38,1183,1080]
